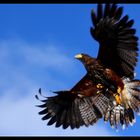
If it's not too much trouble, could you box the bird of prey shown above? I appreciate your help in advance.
[36,3,140,129]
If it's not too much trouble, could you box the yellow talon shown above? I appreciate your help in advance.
[97,90,101,94]
[96,83,104,89]
[117,86,122,94]
[115,94,121,105]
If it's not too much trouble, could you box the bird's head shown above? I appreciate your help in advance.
[75,53,89,62]
[75,53,97,71]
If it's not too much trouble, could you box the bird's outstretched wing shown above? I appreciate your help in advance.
[36,75,110,129]
[36,76,140,129]
[90,4,139,79]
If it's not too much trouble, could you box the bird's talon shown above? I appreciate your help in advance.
[115,94,121,105]
[97,90,101,94]
[96,83,104,89]
[117,86,122,94]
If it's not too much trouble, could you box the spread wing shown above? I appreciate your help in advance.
[36,74,110,129]
[36,75,140,129]
[90,4,139,79]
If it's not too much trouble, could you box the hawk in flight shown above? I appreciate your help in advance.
[36,3,140,129]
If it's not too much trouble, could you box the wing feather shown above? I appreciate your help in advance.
[91,4,139,78]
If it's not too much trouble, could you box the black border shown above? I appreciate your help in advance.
[0,1,140,139]
[0,0,140,4]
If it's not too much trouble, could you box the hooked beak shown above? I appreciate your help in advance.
[75,54,83,59]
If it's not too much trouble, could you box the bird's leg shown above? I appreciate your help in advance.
[117,86,122,94]
[114,86,122,105]
[115,94,121,105]
[96,83,104,94]
[106,85,122,105]
[96,83,104,89]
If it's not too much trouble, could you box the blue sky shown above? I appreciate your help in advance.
[0,4,140,136]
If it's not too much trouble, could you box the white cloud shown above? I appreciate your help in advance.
[0,39,116,136]
[0,92,116,136]
[0,39,77,72]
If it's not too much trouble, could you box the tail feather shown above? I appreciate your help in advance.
[115,106,121,128]
[115,77,140,128]
[104,105,111,122]
[104,104,136,129]
[127,108,135,123]
[120,107,125,127]
[110,108,115,128]
[124,110,130,127]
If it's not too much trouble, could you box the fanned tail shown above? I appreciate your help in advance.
[103,77,140,129]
